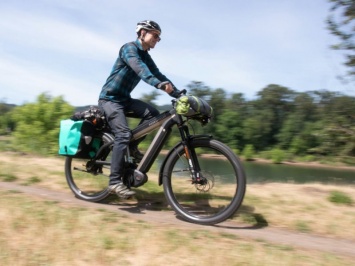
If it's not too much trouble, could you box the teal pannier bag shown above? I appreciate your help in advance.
[58,119,101,158]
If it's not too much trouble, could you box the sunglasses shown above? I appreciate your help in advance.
[150,32,161,41]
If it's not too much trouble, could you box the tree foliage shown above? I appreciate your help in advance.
[0,101,16,134]
[184,81,355,158]
[1,83,354,160]
[327,0,355,77]
[10,93,74,155]
[140,90,161,110]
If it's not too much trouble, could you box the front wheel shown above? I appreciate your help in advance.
[162,139,246,225]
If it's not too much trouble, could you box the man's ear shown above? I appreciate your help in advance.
[140,29,147,38]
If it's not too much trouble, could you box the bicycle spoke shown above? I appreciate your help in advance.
[65,134,113,202]
[163,139,246,225]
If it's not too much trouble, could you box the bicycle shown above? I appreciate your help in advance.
[64,91,246,225]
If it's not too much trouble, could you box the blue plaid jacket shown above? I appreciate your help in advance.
[99,39,174,102]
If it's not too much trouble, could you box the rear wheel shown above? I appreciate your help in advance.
[65,133,113,202]
[162,139,246,225]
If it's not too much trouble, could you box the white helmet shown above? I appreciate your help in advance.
[136,20,161,36]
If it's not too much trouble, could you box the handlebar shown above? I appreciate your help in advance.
[179,89,187,96]
[158,81,186,98]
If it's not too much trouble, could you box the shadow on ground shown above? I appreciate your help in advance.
[99,189,268,229]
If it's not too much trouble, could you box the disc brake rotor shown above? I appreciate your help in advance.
[194,171,214,192]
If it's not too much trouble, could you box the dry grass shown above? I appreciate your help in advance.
[235,183,355,240]
[0,190,353,266]
[0,152,68,191]
[1,152,355,239]
[1,152,355,265]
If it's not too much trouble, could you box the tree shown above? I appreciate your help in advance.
[186,81,211,100]
[242,107,274,151]
[11,93,74,155]
[209,88,227,120]
[277,92,317,150]
[254,84,296,147]
[216,93,248,150]
[316,94,355,156]
[215,109,243,150]
[0,100,16,134]
[139,90,161,109]
[205,88,226,137]
[327,0,355,77]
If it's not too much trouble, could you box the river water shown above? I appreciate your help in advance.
[156,155,355,185]
[242,161,355,185]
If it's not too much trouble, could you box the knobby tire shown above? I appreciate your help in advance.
[162,139,246,225]
[64,133,112,202]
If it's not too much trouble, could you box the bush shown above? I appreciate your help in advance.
[242,144,255,161]
[11,93,74,155]
[270,148,285,164]
[259,150,272,160]
[339,156,355,166]
[232,148,240,156]
[300,155,316,162]
[1,173,17,182]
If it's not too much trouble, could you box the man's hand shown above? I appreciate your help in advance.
[157,81,173,93]
[164,83,174,94]
[157,81,181,98]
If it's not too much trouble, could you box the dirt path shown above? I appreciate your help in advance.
[1,181,354,258]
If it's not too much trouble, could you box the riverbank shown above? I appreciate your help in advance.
[158,148,355,171]
[248,157,355,171]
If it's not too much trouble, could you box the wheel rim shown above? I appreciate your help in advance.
[65,134,113,201]
[166,142,243,222]
[66,157,110,198]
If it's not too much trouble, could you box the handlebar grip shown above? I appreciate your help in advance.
[180,89,187,95]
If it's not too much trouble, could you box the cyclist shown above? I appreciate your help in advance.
[98,20,180,198]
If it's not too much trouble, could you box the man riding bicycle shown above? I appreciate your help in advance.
[98,20,180,199]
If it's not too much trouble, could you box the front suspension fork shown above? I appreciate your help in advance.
[178,124,204,184]
[184,144,208,184]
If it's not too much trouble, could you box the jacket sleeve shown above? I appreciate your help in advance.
[145,53,177,90]
[120,43,161,87]
[120,42,177,90]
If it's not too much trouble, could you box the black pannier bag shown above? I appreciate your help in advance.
[71,106,106,130]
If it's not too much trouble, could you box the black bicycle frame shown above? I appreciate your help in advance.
[93,108,207,182]
[134,110,179,173]
[135,109,214,185]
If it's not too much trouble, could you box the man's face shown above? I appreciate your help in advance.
[143,30,161,49]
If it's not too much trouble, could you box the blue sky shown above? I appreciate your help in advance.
[0,0,353,106]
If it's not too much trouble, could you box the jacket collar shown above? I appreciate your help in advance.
[135,39,144,51]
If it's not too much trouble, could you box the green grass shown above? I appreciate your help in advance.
[22,176,41,185]
[0,173,18,182]
[295,220,312,233]
[0,136,15,151]
[328,191,353,205]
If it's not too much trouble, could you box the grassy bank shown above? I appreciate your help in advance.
[0,190,354,265]
[0,152,355,264]
[0,152,354,238]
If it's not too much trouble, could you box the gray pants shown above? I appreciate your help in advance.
[98,99,159,185]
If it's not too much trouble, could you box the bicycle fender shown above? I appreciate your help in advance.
[91,132,114,160]
[158,134,212,186]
